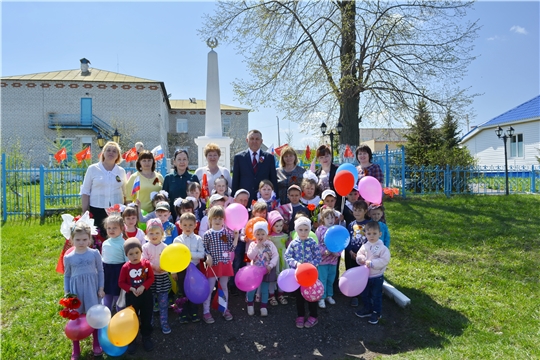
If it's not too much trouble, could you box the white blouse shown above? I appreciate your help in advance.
[195,166,232,194]
[81,162,127,209]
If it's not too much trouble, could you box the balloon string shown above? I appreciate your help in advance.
[341,196,345,214]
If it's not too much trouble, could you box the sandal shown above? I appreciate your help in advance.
[295,316,305,329]
[278,295,288,305]
[269,296,278,306]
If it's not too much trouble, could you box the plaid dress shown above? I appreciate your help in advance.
[203,228,236,278]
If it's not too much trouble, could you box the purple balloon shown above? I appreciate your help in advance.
[184,263,210,304]
[277,268,300,292]
[225,203,249,231]
[338,266,370,297]
[358,176,383,204]
[235,265,265,292]
[64,314,94,341]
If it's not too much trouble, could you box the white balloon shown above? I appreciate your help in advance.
[86,304,111,329]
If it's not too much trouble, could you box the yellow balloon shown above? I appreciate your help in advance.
[160,243,191,273]
[107,306,139,347]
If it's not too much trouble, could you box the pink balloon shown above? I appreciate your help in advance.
[224,203,249,231]
[358,176,383,204]
[300,279,324,302]
[277,269,300,292]
[64,314,94,341]
[338,266,370,297]
[235,265,265,292]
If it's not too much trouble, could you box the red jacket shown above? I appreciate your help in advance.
[118,259,154,292]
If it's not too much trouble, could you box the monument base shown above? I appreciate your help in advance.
[194,136,234,170]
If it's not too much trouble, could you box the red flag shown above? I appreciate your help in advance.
[305,145,311,161]
[344,144,354,158]
[201,174,210,200]
[75,147,91,164]
[54,147,67,163]
[274,144,288,156]
[123,147,138,162]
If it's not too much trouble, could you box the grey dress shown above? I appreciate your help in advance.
[63,248,105,313]
[276,166,306,204]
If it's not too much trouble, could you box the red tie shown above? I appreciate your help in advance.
[252,152,258,173]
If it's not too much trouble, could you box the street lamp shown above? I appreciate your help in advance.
[112,128,121,144]
[320,122,343,161]
[495,126,515,195]
[96,132,106,149]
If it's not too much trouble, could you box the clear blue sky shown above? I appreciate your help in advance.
[2,1,538,148]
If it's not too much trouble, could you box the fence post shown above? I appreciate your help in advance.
[2,153,7,222]
[40,165,45,219]
[445,164,450,197]
[531,165,536,193]
[385,144,390,188]
[400,146,406,199]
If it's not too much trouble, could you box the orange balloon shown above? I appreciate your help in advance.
[295,263,318,287]
[333,171,355,197]
[245,217,268,240]
[107,306,139,347]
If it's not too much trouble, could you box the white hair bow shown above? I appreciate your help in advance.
[60,211,98,239]
[150,190,169,201]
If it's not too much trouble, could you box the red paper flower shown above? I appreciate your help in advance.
[307,204,316,211]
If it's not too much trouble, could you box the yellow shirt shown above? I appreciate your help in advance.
[125,171,164,213]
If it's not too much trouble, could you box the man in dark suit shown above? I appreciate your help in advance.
[232,129,279,203]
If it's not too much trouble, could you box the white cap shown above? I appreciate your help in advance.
[294,217,311,230]
[234,189,250,199]
[321,189,336,200]
[209,194,225,204]
[253,221,269,235]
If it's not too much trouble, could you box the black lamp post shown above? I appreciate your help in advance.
[495,126,515,195]
[320,122,344,161]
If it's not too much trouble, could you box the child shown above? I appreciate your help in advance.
[213,176,234,207]
[368,205,390,248]
[118,238,155,353]
[187,182,206,221]
[101,214,128,312]
[280,184,309,233]
[63,222,104,359]
[233,189,250,209]
[172,212,205,323]
[138,191,169,223]
[174,197,200,235]
[320,189,344,225]
[230,189,251,294]
[267,210,289,305]
[123,205,146,245]
[343,186,360,226]
[246,221,279,316]
[354,221,390,325]
[257,179,280,212]
[284,217,321,329]
[154,201,177,245]
[345,200,369,307]
[199,194,226,235]
[300,176,321,206]
[142,219,172,334]
[202,206,240,323]
[315,208,341,308]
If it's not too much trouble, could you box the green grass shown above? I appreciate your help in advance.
[1,196,539,359]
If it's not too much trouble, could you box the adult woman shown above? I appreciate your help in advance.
[163,149,199,220]
[314,145,342,209]
[356,144,384,186]
[276,145,305,204]
[195,143,232,195]
[125,150,164,213]
[81,141,126,234]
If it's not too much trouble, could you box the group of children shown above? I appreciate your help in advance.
[61,173,391,359]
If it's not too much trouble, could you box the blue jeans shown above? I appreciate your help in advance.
[360,275,384,315]
[318,264,337,298]
[247,282,270,305]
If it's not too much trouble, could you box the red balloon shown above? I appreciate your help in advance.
[64,314,94,341]
[295,263,318,287]
[333,171,355,197]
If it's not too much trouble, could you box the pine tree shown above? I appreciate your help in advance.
[404,100,441,166]
[440,110,460,149]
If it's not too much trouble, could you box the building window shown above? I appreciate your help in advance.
[223,118,231,136]
[510,133,523,158]
[176,119,188,133]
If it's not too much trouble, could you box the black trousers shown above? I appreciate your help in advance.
[126,289,153,337]
[294,288,318,318]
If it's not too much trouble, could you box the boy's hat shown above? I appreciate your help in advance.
[253,221,269,235]
[155,201,170,211]
[321,189,337,200]
[267,210,284,229]
[124,237,142,255]
[146,218,163,231]
[287,184,301,193]
[234,189,250,199]
[209,194,225,204]
[294,217,311,230]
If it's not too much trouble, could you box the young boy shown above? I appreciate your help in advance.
[354,221,390,325]
[172,212,205,323]
[282,184,308,233]
[320,190,344,225]
[155,201,177,245]
[230,189,251,294]
[199,194,226,235]
[343,186,360,226]
[118,238,155,353]
[368,205,390,248]
[345,200,369,307]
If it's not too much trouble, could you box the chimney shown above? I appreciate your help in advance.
[80,58,91,75]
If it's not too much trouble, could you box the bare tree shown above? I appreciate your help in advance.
[200,0,479,145]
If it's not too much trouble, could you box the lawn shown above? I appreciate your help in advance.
[1,195,539,359]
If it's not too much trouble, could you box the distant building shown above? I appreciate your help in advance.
[359,128,408,151]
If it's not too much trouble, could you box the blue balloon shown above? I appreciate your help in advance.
[336,163,358,186]
[98,325,127,356]
[184,263,210,304]
[324,225,350,253]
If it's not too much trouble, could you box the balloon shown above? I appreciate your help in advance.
[160,243,191,273]
[64,314,93,341]
[300,279,324,302]
[98,326,127,357]
[336,163,358,185]
[277,268,300,292]
[245,217,268,240]
[139,210,148,231]
[295,263,318,287]
[107,306,139,347]
[339,266,370,297]
[358,176,383,204]
[184,263,210,304]
[235,265,266,292]
[224,203,249,231]
[333,171,355,197]
[86,304,111,329]
[324,225,350,253]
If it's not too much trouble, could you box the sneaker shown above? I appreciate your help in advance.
[260,307,268,317]
[368,312,381,325]
[223,309,233,321]
[318,299,326,308]
[355,308,372,318]
[127,341,137,355]
[203,312,215,324]
[350,297,359,307]
[178,315,189,324]
[191,314,200,323]
[269,296,278,306]
[153,301,159,313]
[304,316,318,328]
[142,337,154,352]
[278,295,288,305]
[161,324,171,334]
[295,316,305,329]
[326,297,336,305]
[247,305,255,316]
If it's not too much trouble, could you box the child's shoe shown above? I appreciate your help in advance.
[247,305,255,316]
[161,323,171,334]
[93,345,103,357]
[153,301,159,313]
[191,313,200,323]
[318,299,326,308]
[178,315,189,324]
[142,337,154,352]
[70,355,79,360]
[355,308,372,318]
[326,296,336,305]
[368,312,381,325]
[203,312,215,324]
[127,341,137,355]
[278,294,288,305]
[260,307,268,317]
[304,316,318,328]
[223,309,233,321]
[268,295,278,306]
[350,297,359,307]
[295,316,305,329]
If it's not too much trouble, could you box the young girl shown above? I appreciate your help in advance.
[300,175,321,206]
[202,206,239,323]
[187,182,206,221]
[142,219,172,334]
[63,222,104,359]
[315,207,341,308]
[368,205,390,248]
[285,217,321,329]
[246,221,279,317]
[123,205,146,245]
[346,200,369,307]
[267,210,289,305]
[257,179,280,212]
[213,176,233,207]
[101,214,128,311]
[174,197,200,235]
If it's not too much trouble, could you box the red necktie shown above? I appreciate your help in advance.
[252,152,258,173]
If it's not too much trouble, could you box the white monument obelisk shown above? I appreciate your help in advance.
[194,38,233,169]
